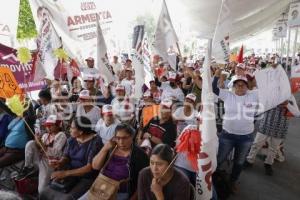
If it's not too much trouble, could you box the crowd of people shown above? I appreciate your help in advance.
[0,52,299,200]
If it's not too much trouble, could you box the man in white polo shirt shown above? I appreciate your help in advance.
[76,90,101,130]
[95,104,120,144]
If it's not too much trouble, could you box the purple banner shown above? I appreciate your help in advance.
[0,43,45,92]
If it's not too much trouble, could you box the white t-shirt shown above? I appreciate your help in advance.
[161,83,184,102]
[219,89,259,135]
[76,104,101,130]
[111,97,135,122]
[41,131,67,158]
[81,67,100,80]
[95,119,120,144]
[172,107,198,135]
[111,62,122,75]
[121,79,134,96]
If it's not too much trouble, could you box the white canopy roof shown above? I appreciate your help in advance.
[167,0,292,42]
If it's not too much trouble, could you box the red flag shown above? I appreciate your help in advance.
[54,59,68,80]
[69,59,80,77]
[176,126,202,171]
[237,45,244,63]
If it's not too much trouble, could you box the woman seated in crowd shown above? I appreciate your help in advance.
[76,90,101,129]
[16,115,67,193]
[138,144,191,200]
[83,123,149,200]
[69,76,83,103]
[39,116,103,200]
[0,102,35,168]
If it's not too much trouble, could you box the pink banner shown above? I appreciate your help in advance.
[0,43,45,92]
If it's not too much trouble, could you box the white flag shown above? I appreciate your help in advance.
[275,19,288,38]
[143,34,154,88]
[34,8,61,81]
[288,2,300,27]
[153,0,179,70]
[212,0,232,64]
[132,25,145,99]
[255,65,291,113]
[196,40,218,200]
[96,19,115,84]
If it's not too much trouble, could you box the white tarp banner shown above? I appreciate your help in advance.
[153,0,179,70]
[288,2,300,28]
[275,19,288,38]
[212,0,232,64]
[28,0,114,68]
[0,0,20,47]
[255,65,291,113]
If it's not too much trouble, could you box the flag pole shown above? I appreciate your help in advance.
[292,28,298,66]
[280,38,284,59]
[287,28,291,71]
[176,42,182,58]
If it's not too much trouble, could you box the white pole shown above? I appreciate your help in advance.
[280,38,284,58]
[285,28,291,72]
[292,28,298,66]
[208,39,212,62]
[287,28,291,70]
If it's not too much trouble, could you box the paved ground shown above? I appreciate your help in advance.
[230,94,300,200]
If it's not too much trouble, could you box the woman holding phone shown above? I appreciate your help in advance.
[80,123,149,200]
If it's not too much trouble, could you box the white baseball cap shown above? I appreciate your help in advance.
[186,93,197,102]
[168,72,177,81]
[232,76,248,85]
[102,105,113,115]
[115,84,125,91]
[79,90,90,99]
[44,115,61,126]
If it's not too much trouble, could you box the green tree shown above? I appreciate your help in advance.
[131,13,156,46]
[17,0,38,40]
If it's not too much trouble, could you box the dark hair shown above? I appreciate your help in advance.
[72,116,95,134]
[114,123,135,137]
[71,77,78,86]
[151,144,174,164]
[38,89,52,101]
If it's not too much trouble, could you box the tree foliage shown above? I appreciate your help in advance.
[132,13,156,46]
[17,0,38,40]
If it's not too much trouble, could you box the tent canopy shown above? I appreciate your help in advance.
[168,0,292,42]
